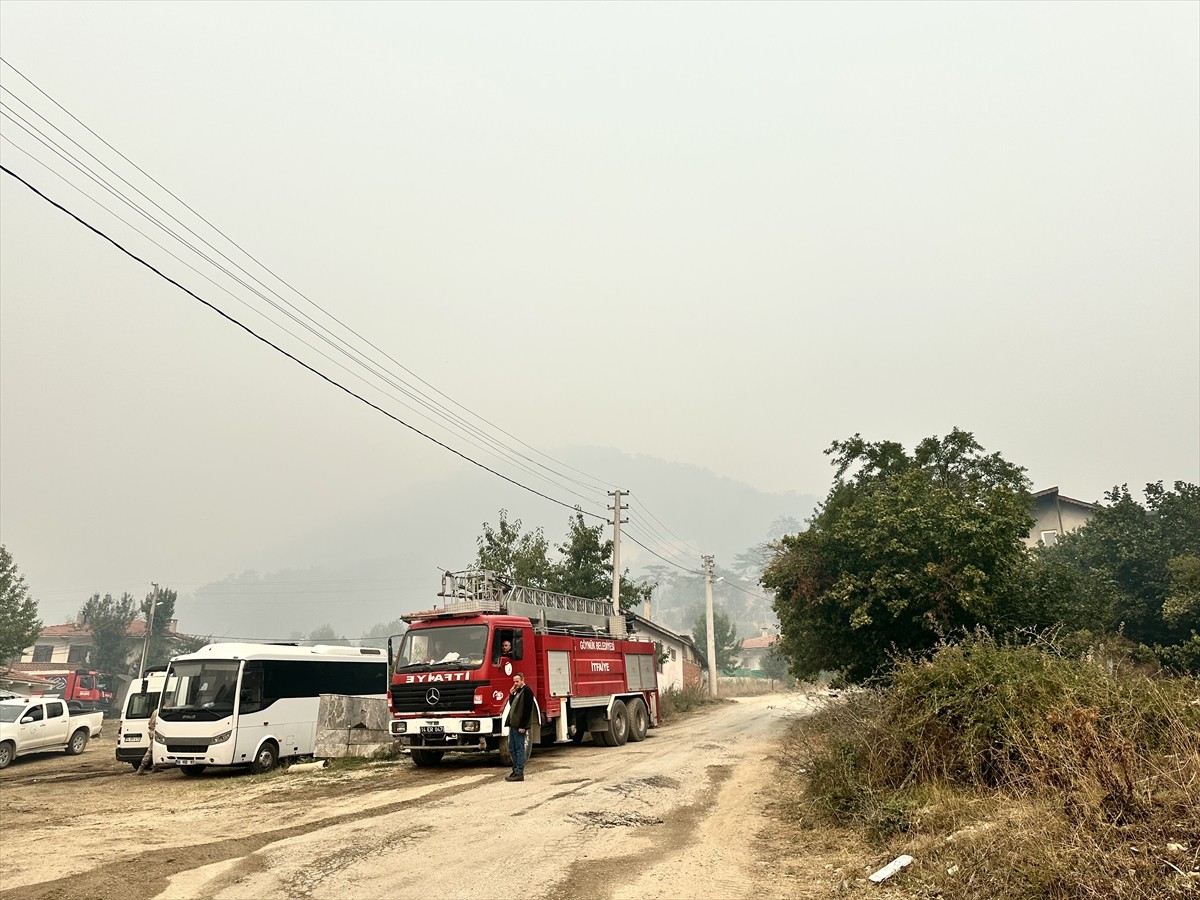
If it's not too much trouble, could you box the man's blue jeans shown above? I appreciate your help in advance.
[510,728,528,775]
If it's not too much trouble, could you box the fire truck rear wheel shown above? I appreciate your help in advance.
[601,700,629,747]
[410,749,444,767]
[627,699,649,742]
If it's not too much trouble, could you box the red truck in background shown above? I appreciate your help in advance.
[31,670,115,713]
[388,570,659,767]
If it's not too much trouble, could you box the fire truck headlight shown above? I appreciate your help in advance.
[462,720,480,733]
[210,730,232,745]
[391,721,407,734]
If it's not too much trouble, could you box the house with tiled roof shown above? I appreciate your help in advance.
[740,629,780,672]
[17,618,172,669]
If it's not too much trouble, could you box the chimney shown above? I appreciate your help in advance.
[642,600,651,620]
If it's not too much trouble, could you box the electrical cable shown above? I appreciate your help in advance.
[0,123,606,513]
[0,62,718,557]
[0,161,607,522]
[0,105,608,514]
[0,56,618,498]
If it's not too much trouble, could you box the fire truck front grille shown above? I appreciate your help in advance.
[391,682,486,713]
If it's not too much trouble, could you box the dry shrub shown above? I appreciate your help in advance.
[658,682,718,720]
[778,632,1200,898]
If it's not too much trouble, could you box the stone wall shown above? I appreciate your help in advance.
[314,694,395,758]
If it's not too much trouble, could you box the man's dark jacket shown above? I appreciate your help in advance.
[507,683,534,731]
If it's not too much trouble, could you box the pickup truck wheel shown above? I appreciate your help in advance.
[627,698,649,742]
[66,729,89,755]
[179,765,207,777]
[410,749,444,767]
[250,741,278,774]
[0,740,13,769]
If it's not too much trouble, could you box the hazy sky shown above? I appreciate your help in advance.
[2,2,1197,626]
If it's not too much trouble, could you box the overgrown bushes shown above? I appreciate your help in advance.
[782,632,1200,898]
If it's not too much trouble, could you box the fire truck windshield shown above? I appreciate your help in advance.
[394,625,487,672]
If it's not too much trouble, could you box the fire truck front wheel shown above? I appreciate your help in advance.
[499,731,533,767]
[410,749,444,767]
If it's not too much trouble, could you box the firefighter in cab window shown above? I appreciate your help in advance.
[497,634,518,674]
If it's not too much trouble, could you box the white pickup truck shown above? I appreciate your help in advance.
[0,696,105,769]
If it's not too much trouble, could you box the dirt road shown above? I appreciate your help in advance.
[1,693,829,900]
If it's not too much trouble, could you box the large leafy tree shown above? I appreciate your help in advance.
[763,429,1033,682]
[475,510,554,587]
[1048,481,1199,659]
[692,606,743,673]
[78,593,138,675]
[0,545,42,668]
[474,509,652,612]
[141,586,182,668]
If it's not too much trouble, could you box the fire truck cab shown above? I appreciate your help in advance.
[388,570,659,767]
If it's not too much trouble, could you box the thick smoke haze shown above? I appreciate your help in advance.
[1,3,1196,637]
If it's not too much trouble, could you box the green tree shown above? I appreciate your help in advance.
[1163,555,1200,628]
[763,429,1033,682]
[363,617,408,651]
[475,510,555,586]
[759,642,791,687]
[78,592,138,675]
[0,545,42,668]
[141,586,181,669]
[548,511,653,611]
[308,624,343,642]
[692,606,743,673]
[1050,482,1199,648]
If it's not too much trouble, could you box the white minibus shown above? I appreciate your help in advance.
[155,643,386,775]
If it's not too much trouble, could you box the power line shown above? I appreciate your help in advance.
[622,532,702,575]
[0,60,717,558]
[0,105,609,515]
[0,55,618,499]
[0,162,608,523]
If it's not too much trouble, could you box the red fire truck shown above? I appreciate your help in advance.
[388,570,659,766]
[32,670,116,713]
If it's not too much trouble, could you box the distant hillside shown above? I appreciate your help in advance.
[180,448,818,640]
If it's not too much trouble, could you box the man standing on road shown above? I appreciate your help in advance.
[135,709,158,775]
[505,673,533,782]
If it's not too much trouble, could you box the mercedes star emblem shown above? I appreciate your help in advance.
[426,687,440,705]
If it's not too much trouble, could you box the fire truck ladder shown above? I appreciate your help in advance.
[438,569,627,636]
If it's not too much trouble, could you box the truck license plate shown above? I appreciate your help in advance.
[125,734,142,741]
[420,725,444,736]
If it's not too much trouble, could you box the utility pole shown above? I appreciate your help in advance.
[608,490,628,620]
[139,582,159,680]
[703,555,718,696]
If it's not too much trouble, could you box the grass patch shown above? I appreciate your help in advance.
[778,631,1200,898]
[659,683,723,721]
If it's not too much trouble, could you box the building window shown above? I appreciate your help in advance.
[1040,530,1059,547]
[32,645,53,662]
[67,645,91,665]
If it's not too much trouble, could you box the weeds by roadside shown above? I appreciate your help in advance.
[777,631,1200,899]
[659,683,724,721]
